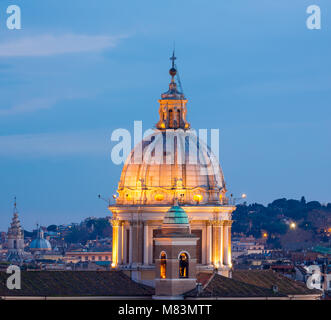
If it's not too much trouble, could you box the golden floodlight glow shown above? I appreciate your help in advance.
[193,194,203,203]
[111,220,120,268]
[263,232,268,238]
[290,222,296,230]
[241,193,247,199]
[155,194,164,201]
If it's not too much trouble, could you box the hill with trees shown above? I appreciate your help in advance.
[233,197,331,249]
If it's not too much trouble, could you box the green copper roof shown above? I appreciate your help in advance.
[313,246,331,255]
[163,205,189,224]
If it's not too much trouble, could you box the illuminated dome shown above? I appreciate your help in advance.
[115,51,227,206]
[116,129,226,205]
[109,53,236,277]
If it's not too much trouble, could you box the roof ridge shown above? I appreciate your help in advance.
[202,272,216,289]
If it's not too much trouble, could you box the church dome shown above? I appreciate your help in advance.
[30,238,52,251]
[116,129,227,205]
[163,205,189,225]
[30,227,52,251]
[115,52,227,206]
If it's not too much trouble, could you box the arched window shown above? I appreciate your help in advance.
[169,109,173,127]
[160,252,167,279]
[177,109,181,127]
[179,252,189,278]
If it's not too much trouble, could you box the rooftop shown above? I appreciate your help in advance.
[187,270,321,298]
[0,271,153,297]
[0,269,321,299]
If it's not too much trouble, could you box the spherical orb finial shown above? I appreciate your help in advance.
[169,67,177,77]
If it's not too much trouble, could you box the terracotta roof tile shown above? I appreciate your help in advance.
[232,270,321,295]
[0,271,154,297]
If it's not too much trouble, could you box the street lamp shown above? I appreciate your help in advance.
[290,222,296,230]
[230,193,248,205]
[98,194,117,206]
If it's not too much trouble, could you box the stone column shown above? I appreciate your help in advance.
[143,222,149,265]
[111,219,120,266]
[118,222,123,265]
[223,221,230,266]
[212,221,223,267]
[136,221,144,265]
[212,222,217,266]
[123,224,127,264]
[220,221,224,266]
[206,222,212,265]
[228,221,232,267]
[218,222,223,267]
[148,226,153,265]
[129,222,133,264]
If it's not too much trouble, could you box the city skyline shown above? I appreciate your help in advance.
[1,1,331,230]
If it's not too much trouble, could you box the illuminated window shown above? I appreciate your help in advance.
[179,253,189,278]
[160,252,167,279]
[105,256,109,260]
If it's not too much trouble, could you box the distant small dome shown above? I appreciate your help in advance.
[30,238,52,251]
[30,227,52,251]
[163,205,189,225]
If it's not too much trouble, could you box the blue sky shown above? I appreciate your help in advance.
[0,0,330,231]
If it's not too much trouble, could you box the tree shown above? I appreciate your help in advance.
[301,196,306,205]
[306,201,321,211]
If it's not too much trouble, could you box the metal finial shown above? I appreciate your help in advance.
[170,50,176,69]
[13,196,18,214]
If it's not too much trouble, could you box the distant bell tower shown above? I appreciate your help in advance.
[153,202,198,298]
[7,197,25,263]
[156,51,190,130]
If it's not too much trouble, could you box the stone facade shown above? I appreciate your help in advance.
[108,54,235,288]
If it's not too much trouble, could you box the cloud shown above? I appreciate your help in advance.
[0,98,57,116]
[0,131,110,158]
[0,34,126,57]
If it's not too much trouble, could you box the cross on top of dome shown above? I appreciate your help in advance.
[161,51,184,100]
[169,50,177,78]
